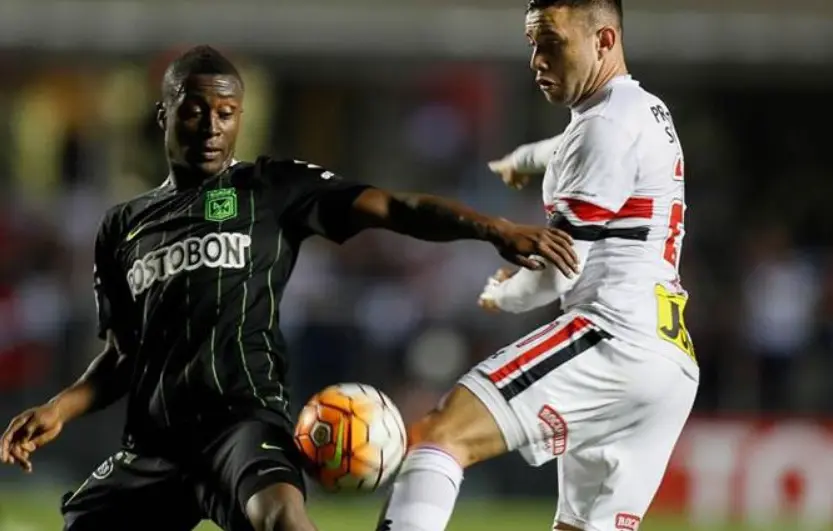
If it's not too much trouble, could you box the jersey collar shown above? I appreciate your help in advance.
[161,159,241,189]
[571,74,637,117]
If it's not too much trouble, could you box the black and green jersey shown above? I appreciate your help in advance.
[93,156,369,446]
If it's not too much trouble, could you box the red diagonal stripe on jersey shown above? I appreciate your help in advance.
[674,158,684,179]
[562,197,653,222]
[563,199,615,223]
[616,197,654,219]
[488,316,592,384]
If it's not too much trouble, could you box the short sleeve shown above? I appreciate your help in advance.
[268,159,372,244]
[552,116,638,224]
[93,211,138,343]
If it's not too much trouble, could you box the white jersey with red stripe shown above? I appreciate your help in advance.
[543,75,697,377]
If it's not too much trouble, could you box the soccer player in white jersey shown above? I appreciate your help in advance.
[376,1,698,530]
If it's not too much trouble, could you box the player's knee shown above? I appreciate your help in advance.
[245,484,316,531]
[407,413,480,470]
[407,385,506,468]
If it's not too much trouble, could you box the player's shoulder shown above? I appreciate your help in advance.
[97,203,126,241]
[563,113,634,157]
[97,180,175,239]
[579,76,651,116]
[252,155,339,185]
[571,77,666,144]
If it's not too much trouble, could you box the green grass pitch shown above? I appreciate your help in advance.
[0,491,787,531]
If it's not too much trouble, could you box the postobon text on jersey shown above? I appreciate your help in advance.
[127,232,252,297]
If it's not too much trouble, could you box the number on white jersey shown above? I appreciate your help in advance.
[663,156,686,272]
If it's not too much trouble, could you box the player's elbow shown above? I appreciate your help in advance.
[77,334,134,411]
[347,187,400,231]
[350,189,441,238]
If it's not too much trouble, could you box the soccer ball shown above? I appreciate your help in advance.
[294,383,407,492]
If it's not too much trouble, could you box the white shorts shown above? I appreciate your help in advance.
[459,313,697,531]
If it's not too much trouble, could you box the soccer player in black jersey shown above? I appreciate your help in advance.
[0,46,577,531]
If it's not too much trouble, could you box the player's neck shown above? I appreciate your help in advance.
[168,160,236,190]
[573,60,629,109]
[168,168,210,190]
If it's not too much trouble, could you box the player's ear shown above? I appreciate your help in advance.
[597,26,616,57]
[155,102,166,130]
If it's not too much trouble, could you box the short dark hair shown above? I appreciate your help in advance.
[526,0,623,29]
[161,45,243,103]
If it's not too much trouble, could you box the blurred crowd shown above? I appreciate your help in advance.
[0,54,831,492]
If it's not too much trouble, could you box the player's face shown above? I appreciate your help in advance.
[164,74,243,177]
[526,7,601,106]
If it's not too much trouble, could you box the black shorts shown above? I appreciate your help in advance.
[60,417,306,531]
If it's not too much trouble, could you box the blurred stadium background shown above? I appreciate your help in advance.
[1,0,833,529]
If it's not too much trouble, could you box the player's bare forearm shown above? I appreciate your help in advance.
[350,188,501,243]
[50,332,132,423]
[348,188,579,273]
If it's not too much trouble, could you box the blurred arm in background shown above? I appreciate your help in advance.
[488,134,565,189]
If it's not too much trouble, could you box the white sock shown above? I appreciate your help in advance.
[376,445,464,531]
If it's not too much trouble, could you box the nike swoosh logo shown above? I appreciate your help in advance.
[257,466,291,476]
[125,223,150,242]
[324,418,344,470]
[260,442,283,451]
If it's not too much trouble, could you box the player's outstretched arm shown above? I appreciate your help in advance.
[0,330,132,473]
[347,188,580,276]
[488,134,564,189]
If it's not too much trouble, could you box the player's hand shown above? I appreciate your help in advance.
[478,268,517,313]
[491,219,578,276]
[1,403,65,473]
[488,158,535,190]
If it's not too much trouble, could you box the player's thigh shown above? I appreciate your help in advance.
[460,314,626,467]
[61,450,200,531]
[555,359,697,531]
[198,416,309,531]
